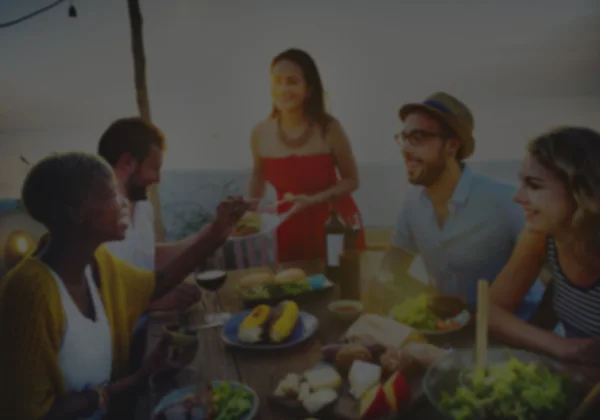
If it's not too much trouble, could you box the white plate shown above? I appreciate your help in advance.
[227,206,298,241]
[227,213,281,241]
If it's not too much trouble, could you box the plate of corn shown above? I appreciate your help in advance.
[221,300,319,350]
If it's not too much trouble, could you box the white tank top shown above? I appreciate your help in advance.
[49,265,113,420]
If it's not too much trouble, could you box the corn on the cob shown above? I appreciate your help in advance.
[238,304,271,343]
[269,300,299,343]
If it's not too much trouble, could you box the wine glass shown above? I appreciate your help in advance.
[195,269,231,325]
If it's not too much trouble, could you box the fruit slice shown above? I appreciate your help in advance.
[382,371,411,411]
[359,385,391,419]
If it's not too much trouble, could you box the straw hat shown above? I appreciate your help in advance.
[398,92,475,160]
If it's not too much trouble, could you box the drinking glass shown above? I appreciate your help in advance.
[195,269,231,325]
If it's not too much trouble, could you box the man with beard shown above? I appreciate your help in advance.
[381,92,543,319]
[98,117,209,312]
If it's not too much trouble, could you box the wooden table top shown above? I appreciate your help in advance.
[137,251,593,419]
[137,251,466,419]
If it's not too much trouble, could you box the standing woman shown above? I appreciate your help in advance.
[249,48,366,262]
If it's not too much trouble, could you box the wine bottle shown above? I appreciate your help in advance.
[324,201,346,284]
[340,213,361,300]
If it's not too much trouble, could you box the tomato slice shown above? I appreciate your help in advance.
[436,320,461,330]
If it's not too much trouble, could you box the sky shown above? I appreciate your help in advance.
[1,0,600,171]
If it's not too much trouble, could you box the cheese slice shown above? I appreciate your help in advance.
[302,388,338,414]
[303,366,342,391]
[348,360,382,399]
[297,382,311,402]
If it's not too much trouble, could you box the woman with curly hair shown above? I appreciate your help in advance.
[489,126,600,365]
[0,152,248,419]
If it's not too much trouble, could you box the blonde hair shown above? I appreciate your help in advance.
[527,126,600,260]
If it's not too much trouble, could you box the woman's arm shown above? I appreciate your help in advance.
[311,121,359,204]
[249,127,267,199]
[488,229,563,354]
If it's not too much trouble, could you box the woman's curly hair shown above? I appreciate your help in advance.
[21,152,114,231]
[527,126,600,261]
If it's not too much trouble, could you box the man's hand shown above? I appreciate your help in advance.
[148,283,202,312]
[211,196,251,235]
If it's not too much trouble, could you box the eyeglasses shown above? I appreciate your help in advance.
[394,130,444,147]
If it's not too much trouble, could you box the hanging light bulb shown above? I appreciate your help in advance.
[68,1,77,18]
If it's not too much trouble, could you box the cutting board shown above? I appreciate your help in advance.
[268,363,427,419]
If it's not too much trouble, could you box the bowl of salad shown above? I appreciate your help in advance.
[389,294,470,335]
[423,348,585,420]
[152,380,259,420]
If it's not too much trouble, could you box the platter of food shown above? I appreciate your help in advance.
[268,313,449,419]
[236,268,334,306]
[389,294,471,336]
[423,347,588,420]
[221,300,319,350]
[151,380,259,420]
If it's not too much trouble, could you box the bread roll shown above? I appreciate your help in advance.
[274,268,306,284]
[402,342,447,367]
[238,272,274,289]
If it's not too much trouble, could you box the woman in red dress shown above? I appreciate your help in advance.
[248,48,366,263]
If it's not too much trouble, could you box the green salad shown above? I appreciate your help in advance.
[390,295,438,330]
[440,357,575,420]
[237,282,312,300]
[212,381,254,420]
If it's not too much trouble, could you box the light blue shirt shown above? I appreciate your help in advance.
[392,165,544,320]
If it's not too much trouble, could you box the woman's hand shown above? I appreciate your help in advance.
[290,194,320,214]
[134,335,197,385]
[550,336,600,366]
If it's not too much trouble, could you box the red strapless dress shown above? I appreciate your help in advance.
[263,154,366,262]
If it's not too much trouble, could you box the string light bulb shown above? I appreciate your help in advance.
[68,1,77,18]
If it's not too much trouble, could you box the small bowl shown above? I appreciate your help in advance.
[163,324,198,347]
[328,300,364,321]
[428,295,467,319]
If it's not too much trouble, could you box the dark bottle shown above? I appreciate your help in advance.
[324,200,346,284]
[340,214,361,300]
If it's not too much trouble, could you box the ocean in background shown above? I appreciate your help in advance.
[159,159,522,240]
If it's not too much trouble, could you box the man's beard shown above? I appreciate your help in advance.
[128,183,148,202]
[408,152,447,187]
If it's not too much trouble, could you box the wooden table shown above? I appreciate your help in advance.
[135,251,565,419]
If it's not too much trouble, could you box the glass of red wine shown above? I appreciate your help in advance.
[195,269,231,325]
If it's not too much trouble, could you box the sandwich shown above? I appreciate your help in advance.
[238,272,275,290]
[231,211,263,237]
[274,268,307,285]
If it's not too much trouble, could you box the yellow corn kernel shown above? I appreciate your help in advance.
[238,304,271,343]
[269,301,299,343]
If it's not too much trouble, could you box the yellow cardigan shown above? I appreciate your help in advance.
[0,245,156,419]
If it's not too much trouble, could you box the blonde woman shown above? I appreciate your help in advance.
[489,127,600,365]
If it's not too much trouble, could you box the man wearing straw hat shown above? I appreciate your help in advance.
[381,92,544,319]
